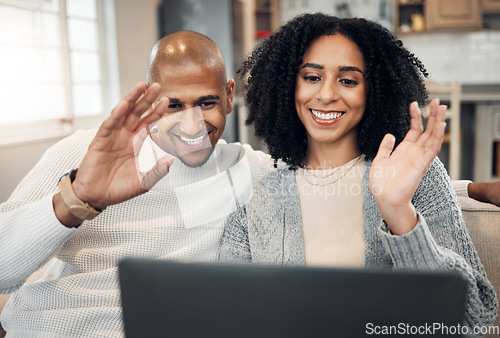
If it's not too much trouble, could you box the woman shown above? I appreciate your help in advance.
[220,14,497,330]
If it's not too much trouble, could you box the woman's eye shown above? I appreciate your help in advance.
[199,102,216,109]
[340,78,358,86]
[303,75,321,82]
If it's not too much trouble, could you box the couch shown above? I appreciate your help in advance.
[1,196,499,337]
[458,196,500,337]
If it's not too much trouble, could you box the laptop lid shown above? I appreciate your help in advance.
[119,259,467,338]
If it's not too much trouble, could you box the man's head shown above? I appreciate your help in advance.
[147,31,234,167]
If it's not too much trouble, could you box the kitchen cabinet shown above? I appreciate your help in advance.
[426,0,481,31]
[394,0,485,34]
[482,0,500,13]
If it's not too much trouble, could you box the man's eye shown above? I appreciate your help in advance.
[168,104,183,110]
[199,102,216,109]
[303,75,321,82]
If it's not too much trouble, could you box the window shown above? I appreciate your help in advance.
[0,0,119,145]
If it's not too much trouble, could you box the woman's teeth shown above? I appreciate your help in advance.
[310,109,344,120]
[180,134,206,145]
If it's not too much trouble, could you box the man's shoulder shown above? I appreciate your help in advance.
[48,128,97,154]
[220,140,272,165]
[35,129,98,170]
[65,128,98,144]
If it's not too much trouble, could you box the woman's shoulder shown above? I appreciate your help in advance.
[243,164,296,212]
[257,164,295,190]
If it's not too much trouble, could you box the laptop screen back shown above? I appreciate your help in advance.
[119,259,467,338]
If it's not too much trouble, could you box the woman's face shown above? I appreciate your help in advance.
[295,34,368,156]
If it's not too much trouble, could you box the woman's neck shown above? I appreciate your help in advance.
[305,139,361,169]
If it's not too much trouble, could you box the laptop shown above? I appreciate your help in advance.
[119,259,467,338]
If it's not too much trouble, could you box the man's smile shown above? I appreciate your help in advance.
[172,129,214,150]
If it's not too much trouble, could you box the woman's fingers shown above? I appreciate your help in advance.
[423,105,446,155]
[403,102,423,143]
[374,133,396,161]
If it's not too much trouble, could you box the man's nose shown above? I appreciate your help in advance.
[179,108,206,135]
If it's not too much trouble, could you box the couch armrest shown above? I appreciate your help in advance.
[458,196,500,336]
[0,295,7,337]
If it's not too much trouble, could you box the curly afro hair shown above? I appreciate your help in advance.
[238,13,429,168]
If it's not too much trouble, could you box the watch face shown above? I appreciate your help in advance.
[59,169,77,183]
[58,171,70,183]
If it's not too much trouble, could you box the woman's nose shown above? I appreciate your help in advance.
[317,79,338,102]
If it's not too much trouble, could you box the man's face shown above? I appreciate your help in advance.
[150,63,234,167]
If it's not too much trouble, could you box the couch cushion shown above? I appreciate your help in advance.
[458,196,500,336]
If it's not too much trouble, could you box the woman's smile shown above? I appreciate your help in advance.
[309,109,345,125]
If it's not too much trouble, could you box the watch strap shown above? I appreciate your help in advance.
[58,170,103,221]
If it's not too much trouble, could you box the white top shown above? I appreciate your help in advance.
[451,180,472,198]
[0,129,272,337]
[296,156,366,268]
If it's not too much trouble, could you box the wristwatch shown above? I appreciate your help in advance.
[58,169,104,221]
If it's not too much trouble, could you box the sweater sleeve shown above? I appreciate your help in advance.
[0,130,93,293]
[219,207,252,263]
[451,180,472,198]
[378,158,498,332]
[0,196,77,293]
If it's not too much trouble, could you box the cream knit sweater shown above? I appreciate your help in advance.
[0,129,272,337]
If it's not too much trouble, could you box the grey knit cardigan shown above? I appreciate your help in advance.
[220,158,498,332]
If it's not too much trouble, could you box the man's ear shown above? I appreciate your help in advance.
[226,78,235,115]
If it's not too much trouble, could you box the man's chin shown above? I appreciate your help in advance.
[176,148,214,168]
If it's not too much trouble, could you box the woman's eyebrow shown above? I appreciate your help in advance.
[300,62,323,70]
[299,63,364,75]
[339,66,365,75]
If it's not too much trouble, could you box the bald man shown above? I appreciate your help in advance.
[0,31,272,336]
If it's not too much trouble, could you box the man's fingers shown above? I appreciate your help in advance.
[97,101,128,138]
[140,155,175,191]
[123,82,149,104]
[123,83,162,131]
[96,82,150,136]
[141,97,170,128]
[132,127,151,159]
[131,83,162,117]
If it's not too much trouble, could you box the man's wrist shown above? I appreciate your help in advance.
[468,182,489,204]
[53,192,84,228]
[55,169,104,227]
